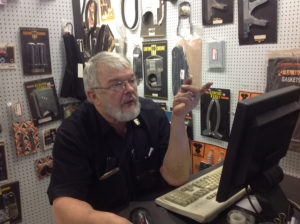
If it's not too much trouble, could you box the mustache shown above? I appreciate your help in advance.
[121,93,138,103]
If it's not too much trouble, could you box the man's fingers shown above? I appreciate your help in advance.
[181,82,213,95]
[183,77,193,85]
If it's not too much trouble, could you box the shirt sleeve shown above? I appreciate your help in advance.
[47,121,92,204]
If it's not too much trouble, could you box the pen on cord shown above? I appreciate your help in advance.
[147,147,154,158]
[291,216,296,224]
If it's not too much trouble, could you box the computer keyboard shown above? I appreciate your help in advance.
[155,166,246,223]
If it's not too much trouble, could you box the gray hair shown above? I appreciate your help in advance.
[83,52,132,92]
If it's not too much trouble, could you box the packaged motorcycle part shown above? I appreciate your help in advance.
[0,44,16,70]
[20,27,52,75]
[202,0,233,25]
[142,40,168,100]
[238,0,277,45]
[12,121,40,156]
[24,77,61,126]
[201,88,230,141]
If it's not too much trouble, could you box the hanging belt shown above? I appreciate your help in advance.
[121,0,138,30]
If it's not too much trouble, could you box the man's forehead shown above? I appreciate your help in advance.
[96,64,133,81]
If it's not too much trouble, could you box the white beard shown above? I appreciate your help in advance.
[100,94,141,122]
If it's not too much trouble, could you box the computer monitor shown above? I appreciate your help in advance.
[216,85,300,221]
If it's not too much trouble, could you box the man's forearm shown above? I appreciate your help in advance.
[53,197,131,224]
[160,115,191,186]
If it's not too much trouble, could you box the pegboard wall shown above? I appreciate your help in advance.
[0,0,299,223]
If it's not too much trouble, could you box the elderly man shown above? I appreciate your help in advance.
[47,52,212,224]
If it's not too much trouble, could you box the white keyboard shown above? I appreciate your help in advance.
[155,166,246,223]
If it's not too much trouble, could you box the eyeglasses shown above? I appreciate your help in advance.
[91,78,137,92]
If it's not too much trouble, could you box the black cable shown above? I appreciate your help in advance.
[288,199,300,212]
[121,0,138,30]
[245,186,267,222]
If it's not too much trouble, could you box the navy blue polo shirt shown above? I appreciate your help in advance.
[47,97,170,211]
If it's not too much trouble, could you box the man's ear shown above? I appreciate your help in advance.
[86,89,100,105]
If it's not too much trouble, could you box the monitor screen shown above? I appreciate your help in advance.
[216,85,300,220]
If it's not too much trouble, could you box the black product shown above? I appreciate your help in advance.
[121,0,138,30]
[172,45,188,95]
[145,55,163,92]
[216,86,300,221]
[95,24,115,53]
[133,45,143,85]
[60,33,86,101]
[31,88,58,118]
[25,42,48,71]
[242,0,268,39]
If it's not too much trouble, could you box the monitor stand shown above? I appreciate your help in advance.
[250,165,293,221]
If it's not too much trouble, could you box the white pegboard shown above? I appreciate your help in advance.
[0,0,299,223]
[0,0,73,223]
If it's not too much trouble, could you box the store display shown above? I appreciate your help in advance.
[20,27,52,75]
[0,141,8,182]
[0,44,16,70]
[35,155,53,179]
[43,128,57,150]
[141,0,166,38]
[24,77,61,126]
[201,88,230,141]
[0,181,22,223]
[12,120,40,156]
[238,0,277,45]
[202,0,233,25]
[143,40,168,100]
